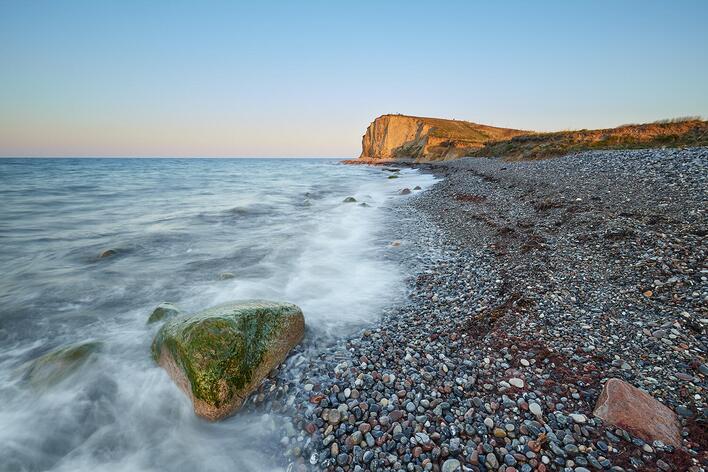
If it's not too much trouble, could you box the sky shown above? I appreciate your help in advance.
[1,0,707,157]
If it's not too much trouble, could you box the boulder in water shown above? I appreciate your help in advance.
[23,341,102,389]
[387,175,398,179]
[399,188,411,195]
[218,272,236,280]
[152,300,305,420]
[147,302,182,324]
[343,196,357,203]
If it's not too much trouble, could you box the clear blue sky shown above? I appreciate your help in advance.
[1,0,707,157]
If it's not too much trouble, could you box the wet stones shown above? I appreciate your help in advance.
[267,148,707,472]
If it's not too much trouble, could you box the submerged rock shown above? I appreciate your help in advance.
[343,196,357,203]
[218,272,236,280]
[387,175,398,179]
[99,249,118,259]
[399,188,411,195]
[593,378,681,447]
[147,302,182,324]
[152,300,305,420]
[24,341,102,388]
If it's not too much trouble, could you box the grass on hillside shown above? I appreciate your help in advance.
[472,118,708,160]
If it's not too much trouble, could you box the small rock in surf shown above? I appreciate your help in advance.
[23,341,102,389]
[147,302,182,324]
[99,249,118,258]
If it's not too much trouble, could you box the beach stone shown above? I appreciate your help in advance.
[152,300,305,420]
[363,450,373,463]
[529,402,542,416]
[593,378,681,447]
[23,341,102,389]
[570,413,587,424]
[327,409,341,425]
[399,188,411,195]
[147,302,182,324]
[441,458,461,472]
[486,453,499,468]
[509,377,524,388]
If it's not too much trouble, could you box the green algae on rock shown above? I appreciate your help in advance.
[147,302,182,324]
[151,300,305,420]
[24,341,103,389]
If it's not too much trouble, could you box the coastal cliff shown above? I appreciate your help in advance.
[358,114,526,162]
[355,115,708,162]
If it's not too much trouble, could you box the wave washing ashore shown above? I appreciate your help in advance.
[0,158,437,471]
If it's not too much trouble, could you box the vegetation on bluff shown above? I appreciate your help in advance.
[473,118,708,160]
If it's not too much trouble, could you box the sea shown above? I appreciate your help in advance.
[0,158,436,472]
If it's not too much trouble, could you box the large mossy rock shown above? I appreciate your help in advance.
[24,341,102,389]
[151,300,305,420]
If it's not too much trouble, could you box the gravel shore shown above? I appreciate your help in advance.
[254,148,707,471]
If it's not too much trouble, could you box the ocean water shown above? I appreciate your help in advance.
[0,158,436,472]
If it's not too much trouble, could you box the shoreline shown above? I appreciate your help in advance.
[271,147,707,471]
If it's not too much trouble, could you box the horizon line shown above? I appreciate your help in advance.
[0,155,351,159]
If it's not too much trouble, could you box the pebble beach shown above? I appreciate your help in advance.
[251,148,707,472]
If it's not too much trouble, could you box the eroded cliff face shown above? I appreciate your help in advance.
[359,114,526,162]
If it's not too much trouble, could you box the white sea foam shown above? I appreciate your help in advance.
[0,159,437,472]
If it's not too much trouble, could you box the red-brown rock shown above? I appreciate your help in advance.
[593,378,681,447]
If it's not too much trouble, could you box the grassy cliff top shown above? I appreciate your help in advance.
[379,114,528,144]
[473,118,708,160]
